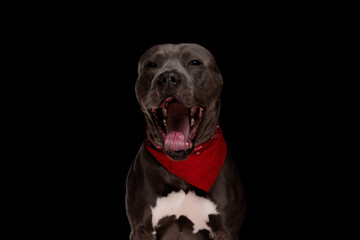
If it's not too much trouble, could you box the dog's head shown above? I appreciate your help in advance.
[135,43,223,161]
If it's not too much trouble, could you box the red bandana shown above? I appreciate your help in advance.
[145,125,227,192]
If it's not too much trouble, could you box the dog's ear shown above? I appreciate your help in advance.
[209,59,223,87]
[213,66,223,86]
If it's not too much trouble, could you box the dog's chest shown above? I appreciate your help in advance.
[151,190,219,234]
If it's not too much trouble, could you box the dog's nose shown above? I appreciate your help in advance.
[157,71,181,87]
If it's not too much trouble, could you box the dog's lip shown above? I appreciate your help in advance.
[155,96,205,109]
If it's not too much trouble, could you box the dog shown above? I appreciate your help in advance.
[126,43,246,239]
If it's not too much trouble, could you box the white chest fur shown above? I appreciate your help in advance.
[151,190,219,234]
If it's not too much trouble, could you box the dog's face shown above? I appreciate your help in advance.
[135,43,223,161]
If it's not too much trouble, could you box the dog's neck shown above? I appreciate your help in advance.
[145,123,226,192]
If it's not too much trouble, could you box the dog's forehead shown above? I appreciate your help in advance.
[139,43,214,63]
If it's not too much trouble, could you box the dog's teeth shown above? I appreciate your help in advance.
[163,119,167,126]
[190,118,194,126]
[162,108,167,117]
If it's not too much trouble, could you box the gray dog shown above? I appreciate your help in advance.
[126,43,245,239]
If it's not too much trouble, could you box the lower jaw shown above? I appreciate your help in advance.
[164,147,194,161]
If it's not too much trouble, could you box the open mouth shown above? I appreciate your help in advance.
[150,97,205,157]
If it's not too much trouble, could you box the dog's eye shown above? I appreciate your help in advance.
[145,62,157,68]
[188,60,202,66]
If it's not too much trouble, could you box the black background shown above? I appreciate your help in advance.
[23,7,326,239]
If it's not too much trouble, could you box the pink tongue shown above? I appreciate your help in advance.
[164,131,186,151]
[164,102,189,151]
